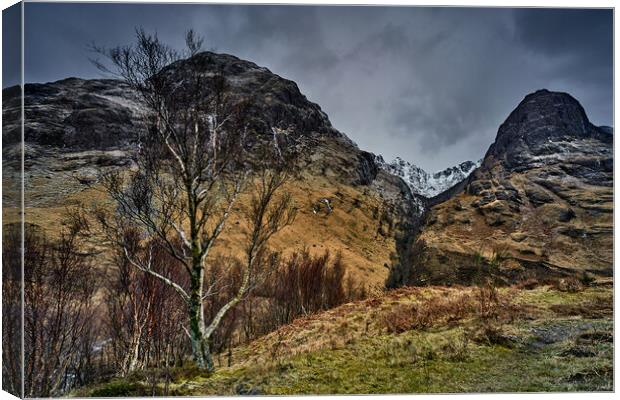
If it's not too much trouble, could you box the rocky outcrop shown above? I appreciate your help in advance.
[3,78,142,149]
[161,53,333,136]
[486,89,611,174]
[3,52,417,193]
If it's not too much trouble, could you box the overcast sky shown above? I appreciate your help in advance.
[5,4,614,171]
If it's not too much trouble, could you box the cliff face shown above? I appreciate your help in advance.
[394,90,613,285]
[3,78,142,149]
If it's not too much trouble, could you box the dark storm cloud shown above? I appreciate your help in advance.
[511,8,613,128]
[16,4,613,171]
[514,8,612,62]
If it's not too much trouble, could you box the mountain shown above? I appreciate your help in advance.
[2,54,613,289]
[375,156,481,198]
[2,52,420,288]
[390,89,613,286]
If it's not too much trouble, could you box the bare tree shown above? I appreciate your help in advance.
[104,231,187,375]
[2,224,23,397]
[91,29,295,370]
[18,218,98,397]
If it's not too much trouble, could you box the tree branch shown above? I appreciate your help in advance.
[123,246,190,303]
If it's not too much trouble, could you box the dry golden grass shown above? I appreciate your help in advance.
[10,172,395,288]
[226,286,507,365]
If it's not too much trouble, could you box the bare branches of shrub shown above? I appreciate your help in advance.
[103,232,188,377]
[382,286,521,337]
[7,219,99,397]
[237,249,363,344]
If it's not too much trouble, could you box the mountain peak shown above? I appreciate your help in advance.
[4,51,339,151]
[411,88,612,288]
[376,156,480,198]
[487,89,609,170]
[159,51,337,142]
[503,89,591,137]
[168,51,272,77]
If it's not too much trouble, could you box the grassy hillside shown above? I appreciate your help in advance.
[5,171,397,289]
[76,282,613,395]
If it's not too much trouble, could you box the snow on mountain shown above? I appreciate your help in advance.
[376,156,481,198]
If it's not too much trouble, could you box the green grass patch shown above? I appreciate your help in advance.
[84,380,148,397]
[175,318,612,395]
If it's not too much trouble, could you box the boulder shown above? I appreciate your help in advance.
[558,208,576,223]
[525,185,554,207]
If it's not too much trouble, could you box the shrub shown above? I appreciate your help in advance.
[489,245,510,271]
[475,285,500,320]
[14,220,99,397]
[265,250,354,325]
[441,335,470,362]
[469,284,521,348]
[383,304,417,333]
[475,285,522,324]
[470,323,515,348]
[382,291,476,333]
[579,272,596,287]
[552,277,585,293]
[239,249,363,344]
[104,233,189,376]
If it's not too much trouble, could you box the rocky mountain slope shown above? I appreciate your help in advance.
[395,89,613,285]
[375,156,481,198]
[2,52,420,288]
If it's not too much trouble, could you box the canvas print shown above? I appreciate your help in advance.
[1,2,614,397]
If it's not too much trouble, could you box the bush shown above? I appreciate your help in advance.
[579,272,596,287]
[383,304,417,333]
[475,285,522,324]
[441,335,470,362]
[382,291,476,333]
[470,323,515,348]
[552,277,585,293]
[239,249,363,344]
[266,250,356,323]
[469,285,521,348]
[489,245,510,271]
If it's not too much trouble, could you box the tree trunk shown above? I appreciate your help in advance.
[123,333,141,374]
[188,271,214,371]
